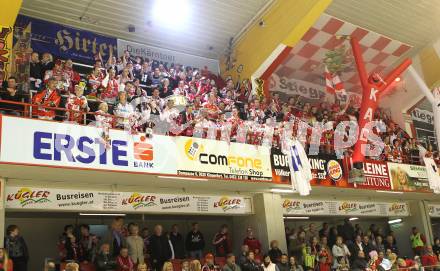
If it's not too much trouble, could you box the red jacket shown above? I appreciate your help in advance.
[116,255,134,271]
[32,89,61,119]
[421,254,438,267]
[243,237,261,253]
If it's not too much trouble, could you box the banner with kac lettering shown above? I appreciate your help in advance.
[283,199,409,217]
[175,137,272,181]
[15,15,117,64]
[117,39,219,73]
[5,186,252,214]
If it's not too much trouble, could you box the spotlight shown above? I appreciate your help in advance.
[395,77,401,82]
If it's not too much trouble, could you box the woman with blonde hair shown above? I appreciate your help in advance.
[0,248,13,271]
[137,263,148,271]
[65,262,80,271]
[190,260,201,271]
[162,261,174,271]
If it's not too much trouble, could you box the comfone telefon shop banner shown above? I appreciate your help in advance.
[0,116,177,174]
[174,137,273,181]
[5,186,252,214]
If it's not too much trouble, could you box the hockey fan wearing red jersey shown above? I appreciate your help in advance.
[32,77,61,120]
[65,83,89,124]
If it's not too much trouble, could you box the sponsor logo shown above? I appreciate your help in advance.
[33,132,155,169]
[7,188,51,207]
[327,160,342,181]
[388,203,406,214]
[282,199,301,212]
[122,193,157,210]
[184,139,262,170]
[213,197,241,212]
[339,202,357,213]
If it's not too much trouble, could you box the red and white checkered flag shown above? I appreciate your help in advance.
[325,65,347,95]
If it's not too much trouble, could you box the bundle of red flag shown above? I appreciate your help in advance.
[325,65,347,95]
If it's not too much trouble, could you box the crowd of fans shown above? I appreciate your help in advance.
[3,219,440,271]
[0,51,438,165]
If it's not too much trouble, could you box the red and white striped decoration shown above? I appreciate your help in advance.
[325,65,346,95]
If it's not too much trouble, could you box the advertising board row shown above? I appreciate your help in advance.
[14,15,219,72]
[282,199,410,217]
[5,186,252,214]
[271,147,431,192]
[0,116,432,192]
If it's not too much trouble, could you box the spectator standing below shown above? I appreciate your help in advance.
[5,225,28,271]
[32,77,61,120]
[108,217,126,257]
[190,260,202,271]
[275,254,288,271]
[0,248,13,271]
[331,236,350,270]
[410,227,426,256]
[114,90,134,129]
[223,254,241,271]
[375,235,385,254]
[305,224,319,243]
[288,256,303,271]
[181,261,190,271]
[340,219,355,245]
[78,224,98,263]
[243,227,261,254]
[349,235,363,262]
[421,245,438,270]
[169,224,185,259]
[213,225,232,257]
[242,252,262,271]
[202,253,220,271]
[148,225,171,271]
[351,251,368,271]
[185,223,205,259]
[319,223,329,238]
[116,247,134,271]
[289,231,306,266]
[361,235,374,259]
[268,241,282,264]
[238,245,249,268]
[384,235,398,255]
[433,237,440,257]
[96,243,117,271]
[126,223,145,265]
[0,77,23,116]
[29,52,42,89]
[261,254,279,271]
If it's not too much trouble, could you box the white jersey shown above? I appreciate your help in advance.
[283,138,313,196]
[424,157,440,194]
[114,102,134,127]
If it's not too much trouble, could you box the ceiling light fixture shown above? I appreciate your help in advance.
[270,188,295,194]
[79,213,126,216]
[375,190,403,194]
[349,217,359,221]
[395,77,401,82]
[284,216,310,220]
[158,176,209,181]
[153,0,190,29]
[388,218,402,224]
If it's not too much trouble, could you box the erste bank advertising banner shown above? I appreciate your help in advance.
[283,199,409,217]
[175,137,272,181]
[0,116,176,174]
[5,186,252,214]
[387,162,430,192]
[117,39,219,73]
[15,15,117,64]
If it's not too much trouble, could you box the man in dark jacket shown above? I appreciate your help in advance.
[351,251,368,271]
[5,225,29,271]
[95,243,117,271]
[276,254,289,271]
[241,252,262,271]
[340,218,355,245]
[185,222,205,259]
[149,224,172,271]
[170,224,185,259]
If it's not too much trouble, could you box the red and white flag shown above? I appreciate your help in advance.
[325,65,347,95]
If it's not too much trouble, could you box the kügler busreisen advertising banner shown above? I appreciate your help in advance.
[282,199,409,217]
[15,15,117,64]
[5,187,252,214]
[387,162,430,192]
[175,137,272,181]
[117,39,219,73]
[0,116,177,174]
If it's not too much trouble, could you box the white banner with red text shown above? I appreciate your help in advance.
[5,186,252,214]
[282,199,409,217]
